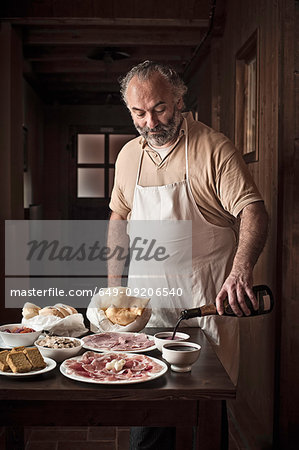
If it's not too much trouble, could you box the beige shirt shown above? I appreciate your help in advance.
[109,112,263,227]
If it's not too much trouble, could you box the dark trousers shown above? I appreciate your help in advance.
[129,427,176,450]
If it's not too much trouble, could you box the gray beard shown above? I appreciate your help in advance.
[135,108,182,147]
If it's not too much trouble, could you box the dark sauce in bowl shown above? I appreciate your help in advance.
[163,345,198,352]
[164,336,181,340]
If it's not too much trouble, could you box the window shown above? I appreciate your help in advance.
[235,30,259,163]
[76,133,136,198]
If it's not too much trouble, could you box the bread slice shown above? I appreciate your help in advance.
[105,305,145,326]
[55,306,70,317]
[10,346,26,353]
[58,303,78,315]
[23,347,46,370]
[0,350,10,372]
[39,306,64,318]
[7,351,32,373]
[22,302,41,319]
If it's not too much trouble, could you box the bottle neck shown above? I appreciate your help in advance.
[199,304,218,316]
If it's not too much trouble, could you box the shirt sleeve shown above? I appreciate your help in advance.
[216,141,263,217]
[109,158,131,219]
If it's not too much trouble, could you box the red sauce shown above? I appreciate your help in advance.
[4,326,36,334]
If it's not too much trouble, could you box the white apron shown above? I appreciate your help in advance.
[127,119,240,384]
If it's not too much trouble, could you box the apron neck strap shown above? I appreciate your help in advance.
[135,148,144,186]
[184,117,189,181]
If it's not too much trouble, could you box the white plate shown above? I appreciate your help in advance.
[0,357,56,377]
[82,332,156,353]
[60,353,167,385]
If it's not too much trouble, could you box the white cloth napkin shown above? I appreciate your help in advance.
[86,286,151,332]
[22,306,88,337]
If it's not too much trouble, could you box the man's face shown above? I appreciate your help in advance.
[125,73,183,148]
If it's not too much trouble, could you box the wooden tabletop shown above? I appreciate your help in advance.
[0,327,236,402]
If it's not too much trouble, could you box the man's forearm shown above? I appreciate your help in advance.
[232,201,268,274]
[107,211,129,287]
[216,201,268,315]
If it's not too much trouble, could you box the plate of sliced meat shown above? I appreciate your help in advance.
[60,351,167,384]
[82,332,156,353]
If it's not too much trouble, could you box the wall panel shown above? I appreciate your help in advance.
[186,0,280,446]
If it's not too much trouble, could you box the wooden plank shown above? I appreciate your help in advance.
[196,400,223,450]
[30,59,185,74]
[277,0,298,448]
[4,18,209,27]
[296,73,299,138]
[1,400,198,427]
[45,82,119,93]
[1,0,210,20]
[23,26,207,46]
[24,44,193,62]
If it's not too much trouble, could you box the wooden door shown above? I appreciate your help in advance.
[68,125,136,219]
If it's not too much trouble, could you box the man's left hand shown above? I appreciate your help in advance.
[215,269,258,316]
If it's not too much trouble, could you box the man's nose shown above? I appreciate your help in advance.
[146,112,158,129]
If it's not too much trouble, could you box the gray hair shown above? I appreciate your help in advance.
[119,60,188,106]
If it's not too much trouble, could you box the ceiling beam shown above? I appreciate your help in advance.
[23,26,206,46]
[6,18,209,27]
[44,82,120,93]
[23,45,194,62]
[29,59,186,74]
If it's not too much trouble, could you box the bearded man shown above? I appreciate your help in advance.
[108,61,268,450]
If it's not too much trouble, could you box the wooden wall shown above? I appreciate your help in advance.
[277,0,299,448]
[220,2,279,445]
[186,0,281,447]
[0,24,24,324]
[188,0,299,448]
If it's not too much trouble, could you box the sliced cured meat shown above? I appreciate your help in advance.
[63,351,165,383]
[82,332,155,352]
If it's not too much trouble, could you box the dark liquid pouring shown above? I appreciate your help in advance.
[171,316,185,340]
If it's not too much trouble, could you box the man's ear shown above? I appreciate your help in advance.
[177,97,184,110]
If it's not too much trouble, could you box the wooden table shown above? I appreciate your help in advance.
[0,328,236,450]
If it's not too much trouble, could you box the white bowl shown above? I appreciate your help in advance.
[153,331,190,352]
[34,336,83,362]
[0,324,41,347]
[162,341,201,372]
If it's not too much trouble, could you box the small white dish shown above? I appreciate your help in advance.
[0,324,42,347]
[153,331,190,352]
[162,341,201,372]
[34,336,83,362]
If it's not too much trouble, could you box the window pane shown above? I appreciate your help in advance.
[245,57,257,153]
[78,134,105,164]
[109,134,136,163]
[109,168,115,197]
[77,168,104,198]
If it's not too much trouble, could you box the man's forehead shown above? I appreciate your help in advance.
[126,73,173,106]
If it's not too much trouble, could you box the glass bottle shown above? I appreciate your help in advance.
[179,285,274,320]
